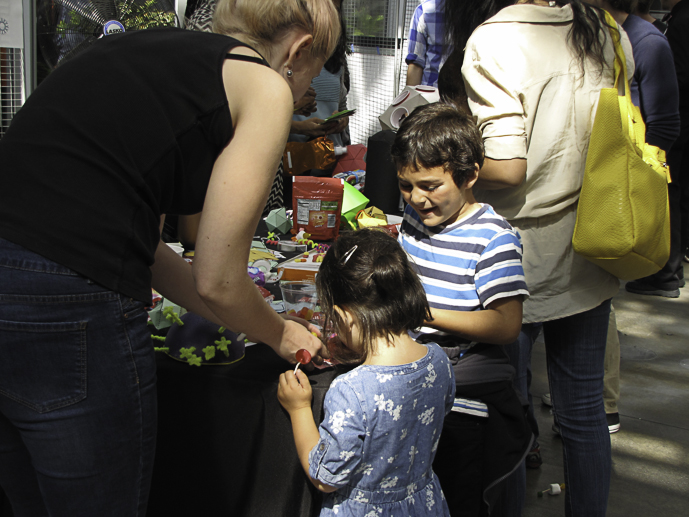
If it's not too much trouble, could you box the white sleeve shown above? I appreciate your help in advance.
[461,30,527,161]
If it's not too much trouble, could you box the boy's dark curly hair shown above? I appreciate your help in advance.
[390,102,484,189]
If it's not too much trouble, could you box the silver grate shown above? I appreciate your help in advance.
[0,47,25,139]
[343,0,420,146]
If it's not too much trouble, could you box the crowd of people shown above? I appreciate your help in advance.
[0,0,686,516]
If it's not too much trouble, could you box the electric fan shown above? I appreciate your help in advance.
[37,0,179,70]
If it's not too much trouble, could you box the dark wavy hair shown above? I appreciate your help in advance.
[443,0,515,67]
[323,0,350,75]
[439,0,617,104]
[316,229,431,365]
[606,0,634,14]
[544,1,616,75]
[390,102,484,189]
[635,0,653,14]
[439,0,515,106]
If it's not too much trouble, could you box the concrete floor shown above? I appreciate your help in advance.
[524,263,689,516]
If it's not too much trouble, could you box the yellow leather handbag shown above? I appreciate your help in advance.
[572,12,671,280]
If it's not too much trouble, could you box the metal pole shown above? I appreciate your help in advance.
[23,0,34,96]
[393,0,408,97]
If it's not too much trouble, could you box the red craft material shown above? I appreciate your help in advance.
[332,144,367,176]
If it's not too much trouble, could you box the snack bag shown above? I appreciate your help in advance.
[283,137,337,176]
[292,177,344,240]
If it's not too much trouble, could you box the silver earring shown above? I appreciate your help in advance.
[286,69,293,78]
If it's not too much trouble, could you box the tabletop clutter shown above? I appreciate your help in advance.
[148,154,402,369]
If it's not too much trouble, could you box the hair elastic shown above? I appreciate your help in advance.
[341,245,358,265]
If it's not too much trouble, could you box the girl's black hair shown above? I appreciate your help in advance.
[323,1,350,76]
[439,0,616,104]
[316,229,431,365]
[522,1,617,78]
[607,0,634,14]
[390,102,484,189]
[439,0,515,107]
[635,0,653,14]
[558,0,617,76]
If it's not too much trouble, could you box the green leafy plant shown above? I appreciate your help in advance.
[347,1,386,37]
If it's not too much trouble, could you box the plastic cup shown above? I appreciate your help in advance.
[280,282,318,321]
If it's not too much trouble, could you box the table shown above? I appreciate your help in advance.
[147,343,340,517]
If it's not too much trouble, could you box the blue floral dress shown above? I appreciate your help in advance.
[309,343,455,516]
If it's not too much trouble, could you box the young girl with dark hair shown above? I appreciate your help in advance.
[278,229,455,517]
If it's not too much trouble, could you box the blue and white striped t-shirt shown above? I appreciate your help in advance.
[399,203,529,417]
[399,203,529,340]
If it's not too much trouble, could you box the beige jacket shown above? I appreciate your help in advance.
[463,4,633,322]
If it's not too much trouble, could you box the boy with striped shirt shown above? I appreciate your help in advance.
[391,102,532,517]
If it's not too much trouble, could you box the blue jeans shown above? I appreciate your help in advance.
[516,300,612,517]
[504,326,542,443]
[0,238,157,516]
[502,329,542,517]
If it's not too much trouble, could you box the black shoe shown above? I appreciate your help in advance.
[625,280,680,298]
[525,442,542,469]
[607,413,621,433]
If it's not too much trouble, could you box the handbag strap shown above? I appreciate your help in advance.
[605,12,626,95]
[604,11,645,149]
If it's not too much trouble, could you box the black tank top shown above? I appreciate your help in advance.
[0,28,268,302]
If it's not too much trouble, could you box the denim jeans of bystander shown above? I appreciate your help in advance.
[539,300,612,517]
[0,238,157,516]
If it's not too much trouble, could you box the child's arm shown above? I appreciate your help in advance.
[277,370,338,493]
[425,295,523,345]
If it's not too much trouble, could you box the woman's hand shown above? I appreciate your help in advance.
[278,369,313,414]
[277,318,325,366]
[281,312,322,337]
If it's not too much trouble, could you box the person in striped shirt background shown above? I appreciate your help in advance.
[391,102,532,517]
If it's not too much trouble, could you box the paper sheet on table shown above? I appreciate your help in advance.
[249,249,278,262]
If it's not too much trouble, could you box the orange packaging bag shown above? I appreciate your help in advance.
[283,137,336,176]
[292,177,344,240]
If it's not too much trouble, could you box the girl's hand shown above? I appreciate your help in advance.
[293,87,317,116]
[291,118,331,137]
[278,370,313,414]
[322,110,349,136]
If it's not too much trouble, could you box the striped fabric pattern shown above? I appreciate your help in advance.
[400,203,528,417]
[399,203,529,337]
[451,397,489,417]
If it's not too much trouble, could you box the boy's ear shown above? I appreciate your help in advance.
[465,164,480,189]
